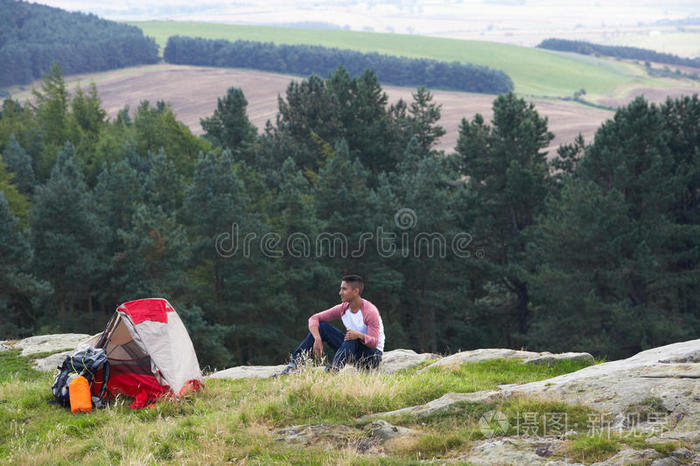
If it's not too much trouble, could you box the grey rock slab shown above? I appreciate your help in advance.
[504,339,700,434]
[356,420,419,454]
[462,438,566,466]
[589,448,659,466]
[379,349,441,373]
[637,363,700,378]
[421,348,594,371]
[650,457,682,466]
[658,349,700,363]
[207,364,288,380]
[359,390,506,421]
[670,447,692,459]
[421,348,542,371]
[274,424,362,448]
[365,419,418,442]
[10,334,91,356]
[544,462,584,466]
[526,352,595,367]
[0,340,14,352]
[32,351,72,372]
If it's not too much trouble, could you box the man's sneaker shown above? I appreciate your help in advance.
[272,363,297,378]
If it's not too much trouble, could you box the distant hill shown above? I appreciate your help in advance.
[537,38,700,69]
[163,36,514,94]
[135,21,654,98]
[0,0,159,88]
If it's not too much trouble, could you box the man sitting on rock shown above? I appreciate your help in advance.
[276,274,385,376]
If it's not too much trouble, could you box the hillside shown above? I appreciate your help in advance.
[132,21,697,99]
[0,0,158,87]
[1,335,698,464]
[5,64,617,153]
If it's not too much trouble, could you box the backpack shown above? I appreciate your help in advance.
[52,346,110,409]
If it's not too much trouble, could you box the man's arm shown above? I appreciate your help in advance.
[309,325,324,358]
[359,306,381,349]
[308,304,344,328]
[308,304,344,358]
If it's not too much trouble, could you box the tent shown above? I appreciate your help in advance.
[83,298,203,409]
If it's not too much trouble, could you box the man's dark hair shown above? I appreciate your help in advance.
[342,274,364,294]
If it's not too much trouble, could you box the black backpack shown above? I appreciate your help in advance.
[51,347,111,409]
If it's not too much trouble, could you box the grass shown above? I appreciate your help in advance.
[0,351,674,464]
[564,434,623,463]
[0,349,41,383]
[131,21,686,98]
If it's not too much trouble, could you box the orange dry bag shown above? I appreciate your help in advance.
[69,376,92,414]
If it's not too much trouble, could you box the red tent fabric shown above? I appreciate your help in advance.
[118,298,170,325]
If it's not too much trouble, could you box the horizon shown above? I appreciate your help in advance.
[27,0,700,55]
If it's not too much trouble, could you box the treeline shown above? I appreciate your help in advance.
[537,38,700,69]
[0,0,159,87]
[163,35,513,94]
[1,64,697,368]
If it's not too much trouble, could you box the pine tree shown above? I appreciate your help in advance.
[31,62,70,180]
[2,134,36,195]
[0,191,50,337]
[143,149,185,216]
[264,157,328,357]
[329,68,397,176]
[392,145,462,352]
[133,100,210,179]
[200,87,257,160]
[405,87,446,155]
[0,154,31,228]
[275,74,342,173]
[529,96,700,358]
[183,151,250,358]
[115,204,191,301]
[30,142,105,330]
[455,93,554,344]
[70,83,107,185]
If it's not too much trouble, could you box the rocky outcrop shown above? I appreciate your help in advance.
[420,348,594,371]
[1,334,90,356]
[362,339,699,464]
[365,419,418,442]
[275,420,418,454]
[32,351,74,372]
[0,334,93,372]
[460,438,569,465]
[207,347,593,381]
[503,339,700,440]
[589,448,659,465]
[207,348,441,379]
[379,348,441,373]
[360,390,505,422]
[207,365,288,380]
[275,424,362,448]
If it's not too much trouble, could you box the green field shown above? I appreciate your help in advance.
[133,21,668,98]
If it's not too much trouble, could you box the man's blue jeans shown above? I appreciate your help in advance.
[290,322,382,370]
